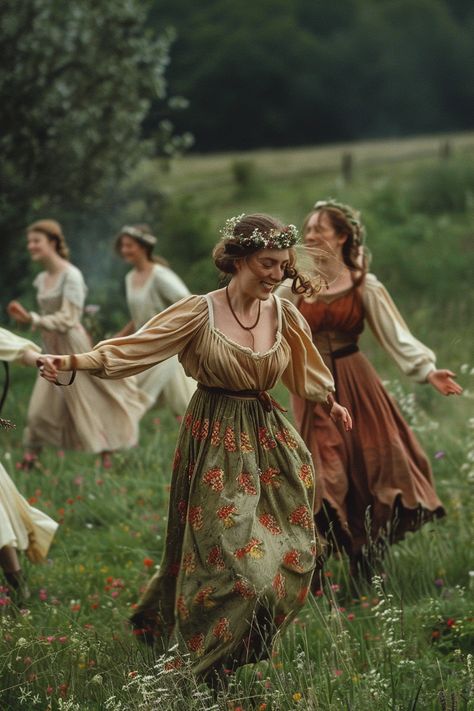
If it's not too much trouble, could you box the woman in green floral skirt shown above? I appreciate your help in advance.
[39,214,352,684]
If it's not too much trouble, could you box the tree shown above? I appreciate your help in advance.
[0,0,176,300]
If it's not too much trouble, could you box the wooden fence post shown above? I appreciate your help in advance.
[341,151,353,182]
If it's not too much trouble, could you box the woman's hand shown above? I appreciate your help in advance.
[330,402,353,431]
[427,369,463,396]
[36,355,60,383]
[7,300,32,324]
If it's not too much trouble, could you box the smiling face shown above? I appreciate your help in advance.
[118,235,149,265]
[27,230,58,262]
[304,210,347,258]
[234,248,290,300]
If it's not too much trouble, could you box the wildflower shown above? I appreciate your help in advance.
[333,669,343,677]
[292,692,302,702]
[17,638,27,647]
[434,451,445,459]
[434,578,444,588]
[143,557,154,568]
[347,612,356,621]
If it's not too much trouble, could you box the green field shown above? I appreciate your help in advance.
[1,136,473,709]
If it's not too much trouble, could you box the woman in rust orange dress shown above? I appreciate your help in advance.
[279,199,462,580]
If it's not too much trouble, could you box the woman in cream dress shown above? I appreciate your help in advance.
[279,200,463,580]
[39,214,352,685]
[8,219,146,467]
[115,224,195,415]
[0,327,58,602]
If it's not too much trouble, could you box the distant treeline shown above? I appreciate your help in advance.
[147,0,474,151]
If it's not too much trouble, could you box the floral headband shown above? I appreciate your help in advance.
[120,225,157,247]
[221,214,300,249]
[313,199,365,246]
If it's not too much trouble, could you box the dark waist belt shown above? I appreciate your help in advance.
[197,383,286,413]
[332,343,359,359]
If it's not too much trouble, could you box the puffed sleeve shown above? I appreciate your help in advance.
[279,297,335,402]
[362,273,436,383]
[57,295,208,378]
[154,265,190,306]
[30,298,82,333]
[0,327,41,363]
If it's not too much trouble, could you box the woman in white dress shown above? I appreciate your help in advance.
[0,327,58,603]
[7,219,146,468]
[115,224,195,415]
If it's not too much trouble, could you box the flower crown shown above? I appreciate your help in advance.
[120,225,157,247]
[221,214,300,249]
[313,199,365,246]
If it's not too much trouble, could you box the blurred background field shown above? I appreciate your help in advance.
[1,140,473,710]
[1,0,474,707]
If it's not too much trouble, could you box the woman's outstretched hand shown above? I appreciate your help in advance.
[330,402,353,431]
[36,355,60,383]
[7,300,31,324]
[427,369,463,396]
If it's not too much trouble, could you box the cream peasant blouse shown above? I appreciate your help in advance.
[30,265,86,333]
[58,295,335,403]
[362,274,435,383]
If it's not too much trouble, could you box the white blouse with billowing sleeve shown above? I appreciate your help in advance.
[362,273,436,383]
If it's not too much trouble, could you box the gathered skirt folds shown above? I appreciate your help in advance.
[293,351,445,556]
[0,463,58,562]
[23,326,146,453]
[130,388,319,680]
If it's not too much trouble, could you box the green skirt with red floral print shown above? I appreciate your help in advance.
[130,387,318,681]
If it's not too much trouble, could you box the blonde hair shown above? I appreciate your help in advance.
[27,219,70,260]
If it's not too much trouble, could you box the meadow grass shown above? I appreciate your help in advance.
[0,358,472,710]
[1,139,474,709]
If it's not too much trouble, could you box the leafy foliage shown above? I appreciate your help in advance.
[148,0,474,150]
[0,0,174,297]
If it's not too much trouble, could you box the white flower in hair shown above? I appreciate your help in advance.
[221,214,299,249]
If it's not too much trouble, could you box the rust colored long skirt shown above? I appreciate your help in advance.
[293,351,444,557]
